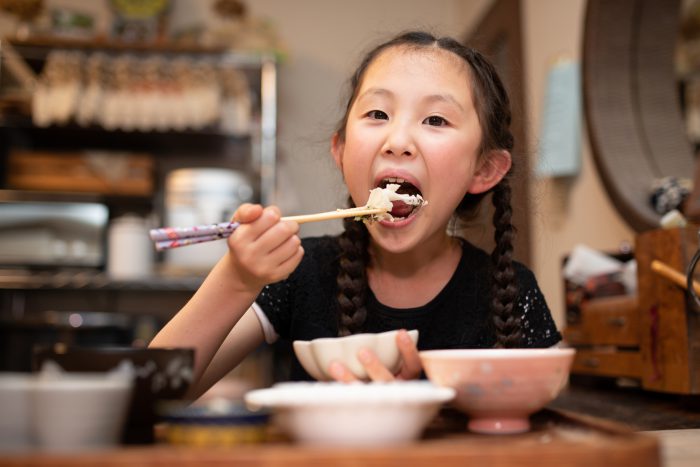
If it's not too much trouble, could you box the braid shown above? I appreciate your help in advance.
[490,178,522,348]
[336,200,370,336]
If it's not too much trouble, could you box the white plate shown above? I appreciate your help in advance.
[245,381,454,446]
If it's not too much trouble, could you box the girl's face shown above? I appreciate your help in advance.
[332,46,510,253]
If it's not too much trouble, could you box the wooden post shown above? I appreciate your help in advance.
[635,226,700,394]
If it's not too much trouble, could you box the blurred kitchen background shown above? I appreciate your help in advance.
[3,0,682,393]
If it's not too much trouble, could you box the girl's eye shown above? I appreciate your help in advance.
[424,115,447,126]
[367,110,389,120]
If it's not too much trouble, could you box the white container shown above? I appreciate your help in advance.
[107,214,153,279]
[32,361,134,452]
[0,373,36,451]
[164,168,253,272]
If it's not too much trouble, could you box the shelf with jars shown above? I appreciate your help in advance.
[0,35,278,207]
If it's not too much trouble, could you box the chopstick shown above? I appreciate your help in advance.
[150,207,387,251]
[281,207,386,224]
[650,259,700,295]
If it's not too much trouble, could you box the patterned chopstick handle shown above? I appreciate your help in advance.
[149,221,240,250]
[154,234,225,250]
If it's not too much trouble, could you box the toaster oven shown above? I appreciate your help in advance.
[0,190,108,268]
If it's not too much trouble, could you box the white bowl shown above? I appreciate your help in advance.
[293,330,419,381]
[245,381,454,446]
[33,361,134,451]
[0,373,35,451]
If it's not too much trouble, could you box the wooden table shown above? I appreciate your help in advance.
[0,409,660,467]
[646,429,700,467]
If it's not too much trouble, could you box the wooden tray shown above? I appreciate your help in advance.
[0,409,660,467]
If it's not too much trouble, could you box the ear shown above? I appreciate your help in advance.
[468,150,512,194]
[331,132,344,171]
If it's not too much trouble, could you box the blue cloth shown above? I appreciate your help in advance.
[536,60,582,178]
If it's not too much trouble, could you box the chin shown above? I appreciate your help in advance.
[367,224,423,254]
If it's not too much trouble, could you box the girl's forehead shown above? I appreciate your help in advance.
[360,46,472,91]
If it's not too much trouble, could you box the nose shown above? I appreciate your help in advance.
[381,121,416,157]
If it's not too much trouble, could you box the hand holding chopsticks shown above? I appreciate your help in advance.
[149,206,389,251]
[149,184,427,251]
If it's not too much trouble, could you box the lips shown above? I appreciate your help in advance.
[374,175,424,220]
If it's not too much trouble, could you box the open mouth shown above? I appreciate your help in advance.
[378,177,423,219]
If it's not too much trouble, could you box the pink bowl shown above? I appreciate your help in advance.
[419,348,575,434]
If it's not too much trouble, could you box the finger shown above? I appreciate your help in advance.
[252,220,300,257]
[256,235,302,278]
[232,207,282,244]
[269,245,304,282]
[232,203,263,223]
[277,244,304,274]
[396,329,422,380]
[269,234,302,264]
[328,361,357,383]
[357,348,394,382]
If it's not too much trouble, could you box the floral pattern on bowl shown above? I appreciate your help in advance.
[419,348,575,434]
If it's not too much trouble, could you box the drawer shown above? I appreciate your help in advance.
[571,349,643,379]
[564,295,639,346]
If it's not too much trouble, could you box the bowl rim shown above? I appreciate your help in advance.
[294,329,419,346]
[245,381,455,408]
[418,347,575,360]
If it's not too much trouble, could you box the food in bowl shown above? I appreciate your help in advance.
[244,381,454,446]
[293,329,419,381]
[419,348,575,434]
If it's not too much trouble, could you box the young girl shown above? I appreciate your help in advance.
[150,31,562,398]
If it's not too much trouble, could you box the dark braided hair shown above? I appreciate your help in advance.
[336,204,370,336]
[334,31,522,347]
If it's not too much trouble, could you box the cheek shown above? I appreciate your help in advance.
[339,128,377,173]
[337,139,375,205]
[430,138,478,175]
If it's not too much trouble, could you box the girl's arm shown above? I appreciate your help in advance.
[148,204,303,398]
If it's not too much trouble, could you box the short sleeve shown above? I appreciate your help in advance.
[255,278,294,340]
[515,266,562,348]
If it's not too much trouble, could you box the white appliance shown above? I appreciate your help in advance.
[163,168,254,272]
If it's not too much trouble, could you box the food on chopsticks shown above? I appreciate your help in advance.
[361,183,427,222]
[149,184,428,250]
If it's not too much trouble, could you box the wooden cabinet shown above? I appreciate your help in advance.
[565,295,644,380]
[564,226,700,395]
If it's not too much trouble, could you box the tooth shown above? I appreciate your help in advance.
[396,178,405,183]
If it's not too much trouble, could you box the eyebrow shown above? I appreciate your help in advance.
[356,87,465,112]
[424,93,465,112]
[355,87,391,103]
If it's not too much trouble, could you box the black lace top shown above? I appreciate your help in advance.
[257,236,562,380]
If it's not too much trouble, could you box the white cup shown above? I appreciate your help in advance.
[107,214,153,279]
